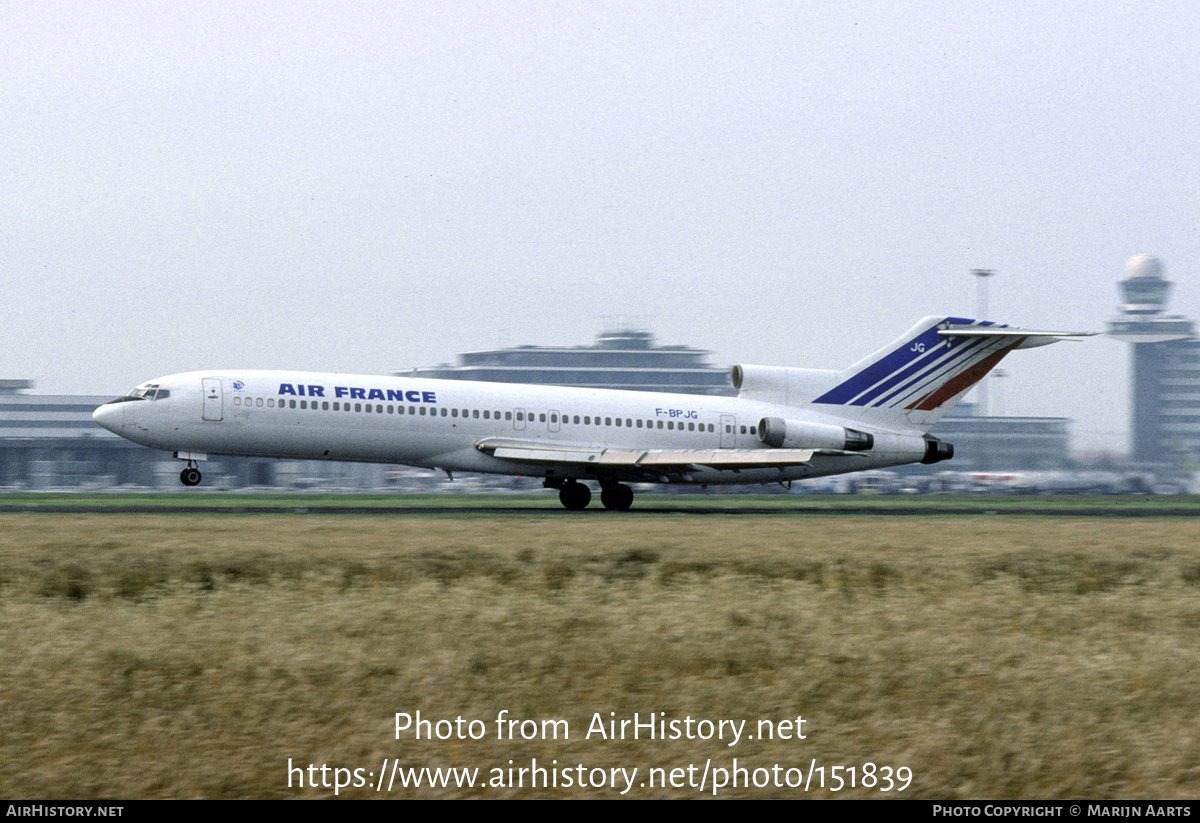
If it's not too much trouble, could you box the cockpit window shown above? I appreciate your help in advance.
[126,384,169,401]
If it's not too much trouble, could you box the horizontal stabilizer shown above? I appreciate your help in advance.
[938,324,1096,349]
[812,316,1095,430]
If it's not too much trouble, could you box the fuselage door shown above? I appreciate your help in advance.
[513,408,527,432]
[720,414,736,448]
[202,378,223,422]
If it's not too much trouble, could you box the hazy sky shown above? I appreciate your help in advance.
[4,2,1198,454]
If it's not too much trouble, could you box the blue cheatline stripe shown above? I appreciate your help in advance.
[813,318,995,407]
[860,338,961,407]
[812,324,943,405]
[868,334,992,409]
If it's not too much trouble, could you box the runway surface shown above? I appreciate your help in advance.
[2,501,1197,516]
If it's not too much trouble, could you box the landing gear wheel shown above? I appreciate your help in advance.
[180,467,202,487]
[600,484,634,511]
[558,481,592,510]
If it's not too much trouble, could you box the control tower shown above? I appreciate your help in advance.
[1107,255,1198,464]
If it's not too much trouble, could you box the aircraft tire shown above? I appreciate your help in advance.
[600,484,633,511]
[559,481,591,510]
[180,467,202,487]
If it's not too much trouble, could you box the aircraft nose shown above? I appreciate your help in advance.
[92,402,124,434]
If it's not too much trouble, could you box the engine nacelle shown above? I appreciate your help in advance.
[758,417,875,452]
[921,435,954,464]
[731,364,840,406]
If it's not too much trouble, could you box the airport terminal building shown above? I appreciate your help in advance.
[0,380,145,488]
[407,329,732,396]
[0,380,297,489]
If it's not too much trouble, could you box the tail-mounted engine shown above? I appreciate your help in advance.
[758,417,874,452]
[921,435,954,464]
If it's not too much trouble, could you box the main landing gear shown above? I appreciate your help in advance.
[558,479,591,510]
[599,483,634,512]
[547,479,633,511]
[180,463,202,487]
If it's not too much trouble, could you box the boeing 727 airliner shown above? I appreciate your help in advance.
[92,317,1089,509]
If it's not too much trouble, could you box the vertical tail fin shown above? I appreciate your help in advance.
[811,316,1086,431]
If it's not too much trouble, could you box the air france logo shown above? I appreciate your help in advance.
[277,383,436,403]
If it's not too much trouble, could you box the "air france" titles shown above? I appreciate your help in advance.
[277,383,436,403]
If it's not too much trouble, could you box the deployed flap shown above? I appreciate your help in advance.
[476,438,821,473]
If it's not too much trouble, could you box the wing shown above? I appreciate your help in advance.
[475,437,850,480]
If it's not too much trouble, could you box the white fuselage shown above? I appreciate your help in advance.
[92,370,928,486]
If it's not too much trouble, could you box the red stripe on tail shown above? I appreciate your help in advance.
[904,339,1024,412]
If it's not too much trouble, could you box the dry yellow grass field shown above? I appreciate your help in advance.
[2,513,1199,798]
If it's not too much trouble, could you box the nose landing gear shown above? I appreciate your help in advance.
[180,464,202,486]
